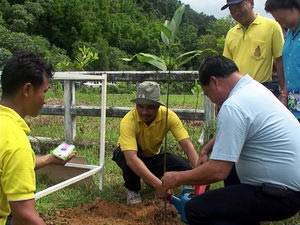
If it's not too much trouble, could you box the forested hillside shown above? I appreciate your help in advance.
[0,0,234,70]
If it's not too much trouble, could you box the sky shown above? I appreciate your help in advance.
[180,0,272,19]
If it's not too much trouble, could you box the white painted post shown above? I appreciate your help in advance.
[204,96,215,122]
[99,74,107,190]
[64,80,76,143]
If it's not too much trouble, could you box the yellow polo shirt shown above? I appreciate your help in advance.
[223,15,284,83]
[118,106,189,156]
[0,105,36,225]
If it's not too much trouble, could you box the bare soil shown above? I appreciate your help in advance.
[44,198,183,225]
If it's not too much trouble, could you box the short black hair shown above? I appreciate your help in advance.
[265,0,300,12]
[198,56,239,86]
[1,50,54,97]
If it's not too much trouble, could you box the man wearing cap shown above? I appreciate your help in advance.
[222,0,288,104]
[112,81,198,204]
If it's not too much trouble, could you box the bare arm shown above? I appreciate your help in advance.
[179,138,198,168]
[10,199,46,225]
[123,151,164,197]
[162,159,233,190]
[197,137,215,166]
[274,57,288,106]
[35,153,75,170]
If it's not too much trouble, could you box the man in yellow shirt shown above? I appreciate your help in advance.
[113,81,198,204]
[222,0,288,105]
[0,51,72,225]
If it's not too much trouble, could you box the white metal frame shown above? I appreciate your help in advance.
[35,73,107,200]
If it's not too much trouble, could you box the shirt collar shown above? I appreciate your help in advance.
[228,75,253,98]
[0,104,31,134]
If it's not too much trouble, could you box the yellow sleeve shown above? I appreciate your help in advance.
[118,115,138,152]
[168,111,189,142]
[223,32,233,60]
[272,21,284,59]
[1,146,36,202]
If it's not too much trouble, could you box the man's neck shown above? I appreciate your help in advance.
[291,15,300,32]
[227,72,244,93]
[242,12,256,29]
[0,97,25,118]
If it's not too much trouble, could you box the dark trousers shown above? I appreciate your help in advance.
[112,147,192,192]
[185,167,300,225]
[5,215,12,225]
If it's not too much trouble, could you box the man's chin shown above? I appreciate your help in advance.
[142,117,153,123]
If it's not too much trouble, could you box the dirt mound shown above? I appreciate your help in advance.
[45,198,183,225]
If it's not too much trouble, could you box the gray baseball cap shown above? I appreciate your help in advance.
[131,81,165,106]
[221,0,244,10]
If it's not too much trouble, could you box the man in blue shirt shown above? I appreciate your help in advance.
[161,56,300,225]
[265,0,300,121]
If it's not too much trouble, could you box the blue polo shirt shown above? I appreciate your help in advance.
[283,26,300,119]
[210,75,300,191]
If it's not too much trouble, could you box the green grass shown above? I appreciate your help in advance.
[46,87,203,108]
[25,87,300,224]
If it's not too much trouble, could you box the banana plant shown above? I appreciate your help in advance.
[122,5,215,71]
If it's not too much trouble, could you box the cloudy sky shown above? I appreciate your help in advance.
[180,0,272,19]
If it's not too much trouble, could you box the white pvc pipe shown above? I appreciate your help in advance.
[99,74,107,190]
[35,165,103,200]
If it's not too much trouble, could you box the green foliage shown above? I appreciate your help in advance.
[0,12,6,26]
[55,59,72,72]
[161,4,185,45]
[9,4,34,32]
[191,80,202,111]
[0,0,230,71]
[0,48,12,69]
[197,16,235,55]
[208,16,236,37]
[74,46,99,71]
[123,5,216,72]
[108,47,135,71]
[123,53,167,71]
[199,119,216,146]
[0,24,70,68]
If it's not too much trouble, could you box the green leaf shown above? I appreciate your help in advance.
[122,53,167,71]
[172,5,185,30]
[169,5,185,42]
[159,21,171,45]
[121,57,135,62]
[136,53,167,71]
[191,80,201,96]
[175,49,217,68]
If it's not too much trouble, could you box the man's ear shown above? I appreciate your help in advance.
[22,83,34,97]
[247,0,254,8]
[210,76,218,88]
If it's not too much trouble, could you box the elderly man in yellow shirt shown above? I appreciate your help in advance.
[0,51,73,225]
[222,0,288,105]
[113,81,198,204]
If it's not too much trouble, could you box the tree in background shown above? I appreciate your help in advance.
[0,0,232,71]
